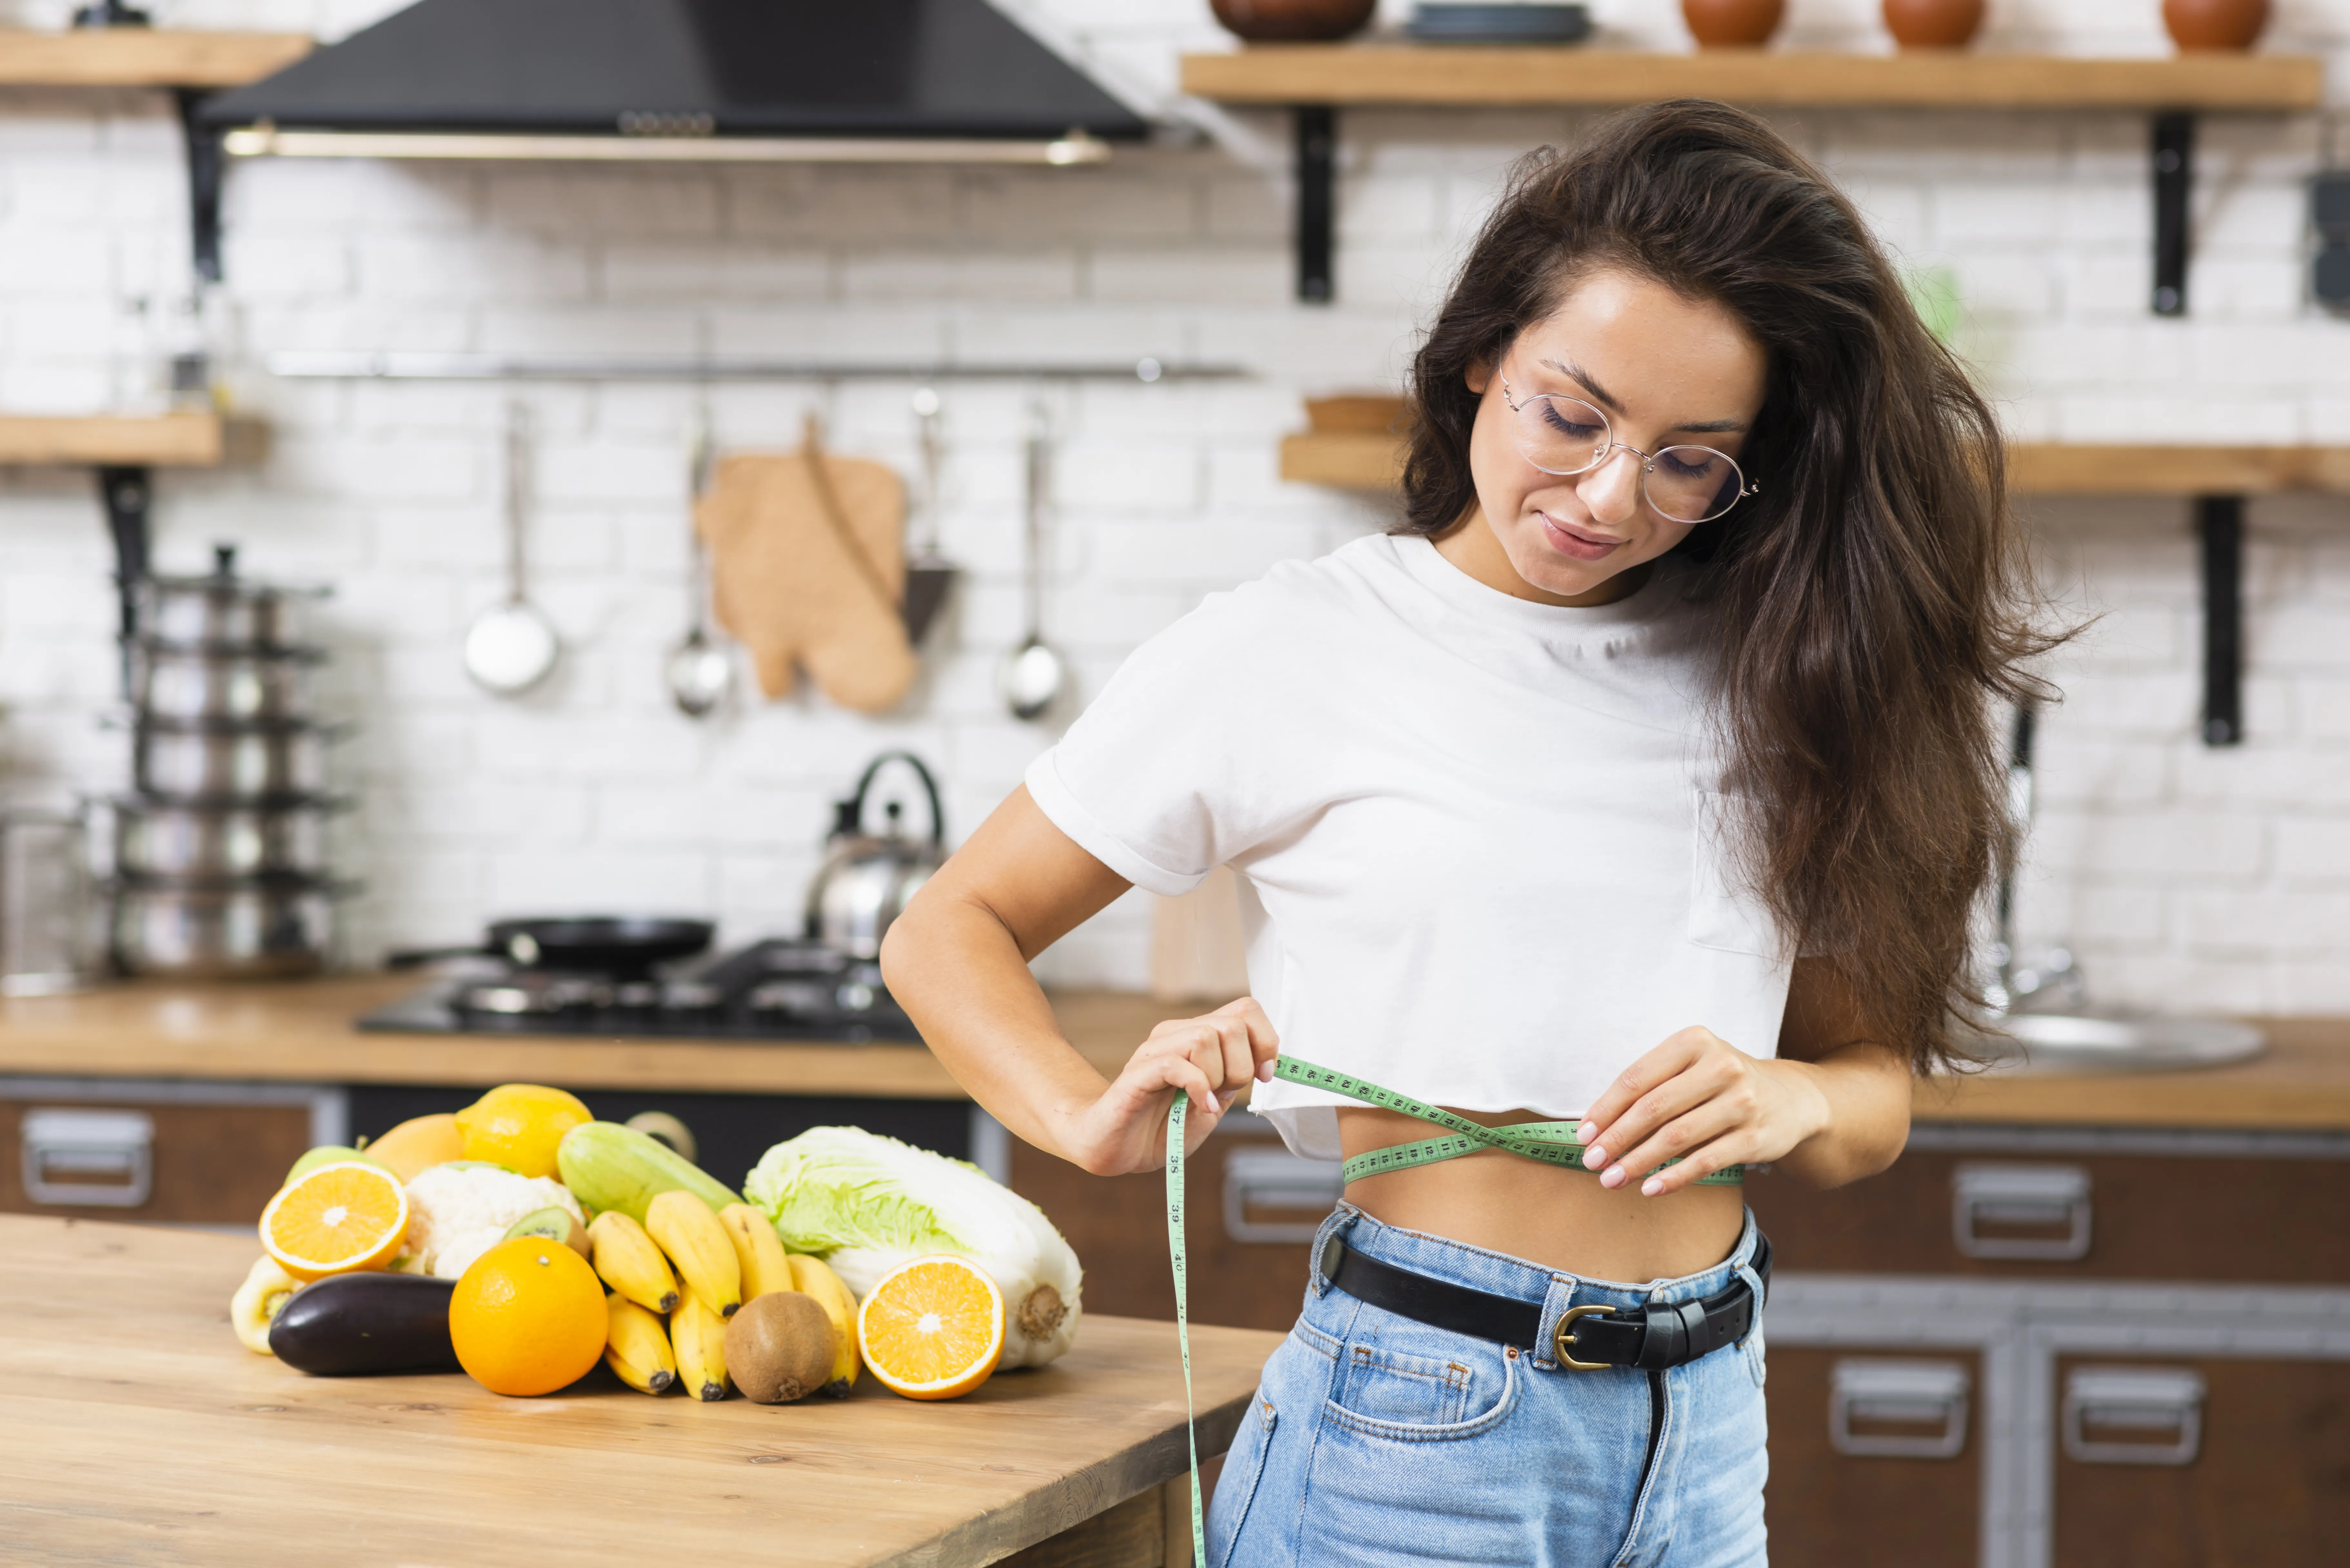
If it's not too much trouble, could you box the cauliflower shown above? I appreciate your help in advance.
[403,1163,585,1279]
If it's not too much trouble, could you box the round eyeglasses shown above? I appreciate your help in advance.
[1499,374,1758,525]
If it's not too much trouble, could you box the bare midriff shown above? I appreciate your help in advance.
[1337,1104,1748,1283]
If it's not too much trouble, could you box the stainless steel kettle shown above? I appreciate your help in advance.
[804,752,947,960]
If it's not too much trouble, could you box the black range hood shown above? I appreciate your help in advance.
[196,0,1150,153]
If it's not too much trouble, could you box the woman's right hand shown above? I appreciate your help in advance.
[1057,997,1280,1177]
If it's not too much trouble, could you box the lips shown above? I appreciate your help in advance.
[1538,511,1624,562]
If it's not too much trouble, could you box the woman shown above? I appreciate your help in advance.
[882,101,2050,1566]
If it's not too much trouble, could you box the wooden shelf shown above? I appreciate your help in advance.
[0,28,310,89]
[1181,46,2325,112]
[1279,409,2350,499]
[0,413,223,467]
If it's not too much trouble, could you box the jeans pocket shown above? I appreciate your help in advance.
[1324,1337,1518,1443]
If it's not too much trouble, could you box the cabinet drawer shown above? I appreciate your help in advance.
[1012,1126,1337,1332]
[2053,1355,2350,1568]
[1747,1129,2350,1284]
[0,1078,341,1226]
[1764,1347,1980,1568]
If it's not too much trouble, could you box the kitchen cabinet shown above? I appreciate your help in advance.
[1759,1122,2350,1568]
[0,1076,339,1226]
[2050,1356,2350,1568]
[1747,1127,2350,1284]
[1762,1347,1983,1568]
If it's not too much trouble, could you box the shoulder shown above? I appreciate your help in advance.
[1150,534,1413,655]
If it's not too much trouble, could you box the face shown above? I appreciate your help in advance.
[1444,267,1769,607]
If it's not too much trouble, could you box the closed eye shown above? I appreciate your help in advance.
[1538,401,1605,440]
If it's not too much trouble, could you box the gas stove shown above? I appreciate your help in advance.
[357,937,920,1043]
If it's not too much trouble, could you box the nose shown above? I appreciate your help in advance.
[1574,446,1642,528]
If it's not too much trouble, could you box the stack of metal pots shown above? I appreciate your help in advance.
[107,545,344,978]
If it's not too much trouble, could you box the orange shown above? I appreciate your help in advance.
[361,1112,466,1180]
[856,1254,1005,1401]
[259,1160,411,1281]
[449,1236,607,1397]
[453,1084,592,1179]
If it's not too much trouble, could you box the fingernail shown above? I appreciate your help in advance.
[1641,1177,1665,1198]
[1600,1165,1626,1189]
[1583,1146,1607,1169]
[1576,1122,1598,1143]
[1259,1063,1274,1081]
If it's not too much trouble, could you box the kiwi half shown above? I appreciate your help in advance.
[502,1206,590,1257]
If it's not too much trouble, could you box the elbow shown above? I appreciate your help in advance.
[877,892,930,999]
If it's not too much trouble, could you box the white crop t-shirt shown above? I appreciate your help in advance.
[1025,533,1795,1163]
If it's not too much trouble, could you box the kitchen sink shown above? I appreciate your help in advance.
[1959,1011,2266,1074]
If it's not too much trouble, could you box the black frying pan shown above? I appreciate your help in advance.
[387,917,716,976]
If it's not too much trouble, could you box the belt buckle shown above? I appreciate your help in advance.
[1554,1303,1617,1370]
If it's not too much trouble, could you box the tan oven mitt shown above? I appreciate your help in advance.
[696,419,917,714]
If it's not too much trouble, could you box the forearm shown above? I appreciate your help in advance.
[879,889,1113,1168]
[1763,1042,1911,1188]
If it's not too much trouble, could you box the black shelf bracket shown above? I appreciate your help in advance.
[2152,110,2194,316]
[2198,494,2243,747]
[177,88,226,284]
[1295,105,1335,304]
[96,465,152,701]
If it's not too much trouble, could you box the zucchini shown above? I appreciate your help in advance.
[268,1272,461,1376]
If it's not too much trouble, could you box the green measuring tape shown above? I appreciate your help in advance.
[1164,1055,1744,1567]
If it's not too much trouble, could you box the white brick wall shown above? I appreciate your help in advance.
[2,0,2348,1012]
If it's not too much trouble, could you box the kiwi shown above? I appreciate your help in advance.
[723,1291,835,1405]
[502,1206,590,1257]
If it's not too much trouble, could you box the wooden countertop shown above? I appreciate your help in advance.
[0,1215,1282,1568]
[4,977,2347,1131]
[1917,1017,2350,1132]
[0,976,1165,1099]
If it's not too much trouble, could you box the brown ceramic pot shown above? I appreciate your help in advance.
[1209,0,1378,42]
[1883,0,1985,47]
[2162,0,2269,51]
[1681,0,1785,47]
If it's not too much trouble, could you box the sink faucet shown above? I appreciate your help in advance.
[1988,702,2087,1018]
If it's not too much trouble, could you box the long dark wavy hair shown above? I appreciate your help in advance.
[1400,100,2057,1071]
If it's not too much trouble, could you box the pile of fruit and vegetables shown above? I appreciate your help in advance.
[231,1083,1083,1406]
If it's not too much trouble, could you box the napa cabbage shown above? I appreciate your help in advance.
[746,1126,1081,1368]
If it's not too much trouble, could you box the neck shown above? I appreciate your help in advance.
[1433,507,1651,608]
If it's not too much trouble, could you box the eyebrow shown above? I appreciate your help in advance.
[1537,356,1750,436]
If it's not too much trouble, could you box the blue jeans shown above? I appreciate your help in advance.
[1205,1204,1770,1568]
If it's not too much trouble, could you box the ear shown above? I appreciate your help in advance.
[1465,360,1492,396]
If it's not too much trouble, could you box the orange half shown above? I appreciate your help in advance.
[259,1160,411,1280]
[856,1254,1005,1401]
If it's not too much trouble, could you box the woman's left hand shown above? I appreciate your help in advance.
[1573,1026,1832,1197]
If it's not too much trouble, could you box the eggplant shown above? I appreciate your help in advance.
[268,1272,461,1376]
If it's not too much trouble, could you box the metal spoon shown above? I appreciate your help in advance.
[665,415,733,718]
[998,408,1066,722]
[464,402,560,696]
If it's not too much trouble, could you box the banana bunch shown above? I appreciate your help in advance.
[585,1192,859,1399]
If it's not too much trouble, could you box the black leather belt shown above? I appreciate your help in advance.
[1315,1230,1770,1371]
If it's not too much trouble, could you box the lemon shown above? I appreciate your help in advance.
[453,1084,592,1180]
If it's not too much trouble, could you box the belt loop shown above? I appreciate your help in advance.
[1307,1204,1358,1299]
[1730,1211,1767,1343]
[1532,1276,1577,1372]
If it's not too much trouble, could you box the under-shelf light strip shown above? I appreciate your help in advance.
[222,125,1112,167]
[267,353,1246,384]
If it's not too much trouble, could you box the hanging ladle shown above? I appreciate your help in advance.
[665,412,734,718]
[998,407,1066,722]
[463,402,560,696]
